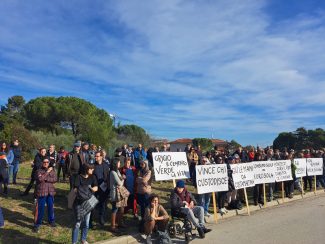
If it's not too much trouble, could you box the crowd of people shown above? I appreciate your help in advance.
[0,139,325,244]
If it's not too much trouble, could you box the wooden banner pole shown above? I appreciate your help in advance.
[173,179,176,188]
[281,181,285,203]
[301,177,304,198]
[244,188,250,215]
[212,192,218,223]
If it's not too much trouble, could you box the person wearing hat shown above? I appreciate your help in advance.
[66,141,86,190]
[33,158,57,233]
[170,180,211,239]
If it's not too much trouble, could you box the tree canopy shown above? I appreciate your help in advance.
[23,96,115,149]
[273,127,325,150]
[192,138,213,152]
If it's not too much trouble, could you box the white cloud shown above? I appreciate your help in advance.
[1,0,325,145]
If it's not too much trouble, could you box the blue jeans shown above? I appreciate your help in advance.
[72,212,91,243]
[34,195,55,227]
[8,164,19,184]
[181,206,205,228]
[198,193,211,214]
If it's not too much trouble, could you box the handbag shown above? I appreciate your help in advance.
[116,185,130,202]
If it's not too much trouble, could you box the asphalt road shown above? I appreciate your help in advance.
[192,194,325,244]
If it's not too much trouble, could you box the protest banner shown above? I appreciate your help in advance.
[274,160,292,203]
[230,163,255,190]
[152,152,190,182]
[230,162,255,215]
[293,158,307,197]
[196,164,228,223]
[306,158,323,176]
[195,164,228,194]
[306,158,324,194]
[274,160,293,182]
[293,158,307,178]
[253,161,276,207]
[253,161,276,184]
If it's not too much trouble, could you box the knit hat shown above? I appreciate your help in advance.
[176,180,185,188]
[74,141,81,147]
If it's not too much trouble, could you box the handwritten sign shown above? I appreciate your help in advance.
[306,158,323,176]
[152,152,190,181]
[230,163,255,189]
[274,160,292,182]
[253,161,276,184]
[195,164,228,194]
[293,158,307,178]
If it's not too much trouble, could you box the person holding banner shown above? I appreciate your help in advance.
[266,149,277,202]
[253,152,264,205]
[187,147,199,183]
[196,156,212,217]
[170,180,211,239]
[303,149,313,191]
[226,157,242,210]
[284,154,295,198]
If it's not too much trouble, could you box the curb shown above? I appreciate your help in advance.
[95,189,325,244]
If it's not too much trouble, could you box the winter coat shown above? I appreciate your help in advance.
[170,188,197,210]
[109,170,124,202]
[136,161,151,194]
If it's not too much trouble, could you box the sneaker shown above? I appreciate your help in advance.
[204,212,211,217]
[33,226,39,233]
[223,208,228,213]
[197,227,205,239]
[81,241,89,244]
[50,222,56,228]
[146,234,152,244]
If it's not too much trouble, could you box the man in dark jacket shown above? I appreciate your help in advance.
[66,141,86,190]
[33,158,57,233]
[170,180,211,239]
[21,148,48,196]
[92,151,110,226]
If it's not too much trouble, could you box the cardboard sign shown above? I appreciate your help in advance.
[293,158,307,178]
[195,164,228,194]
[152,152,190,181]
[230,163,255,189]
[306,158,323,176]
[274,160,293,182]
[253,161,276,184]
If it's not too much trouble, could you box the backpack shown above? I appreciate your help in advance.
[157,230,172,244]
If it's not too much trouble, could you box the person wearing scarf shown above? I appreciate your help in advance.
[170,180,211,239]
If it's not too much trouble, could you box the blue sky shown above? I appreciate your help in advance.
[1,0,325,146]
